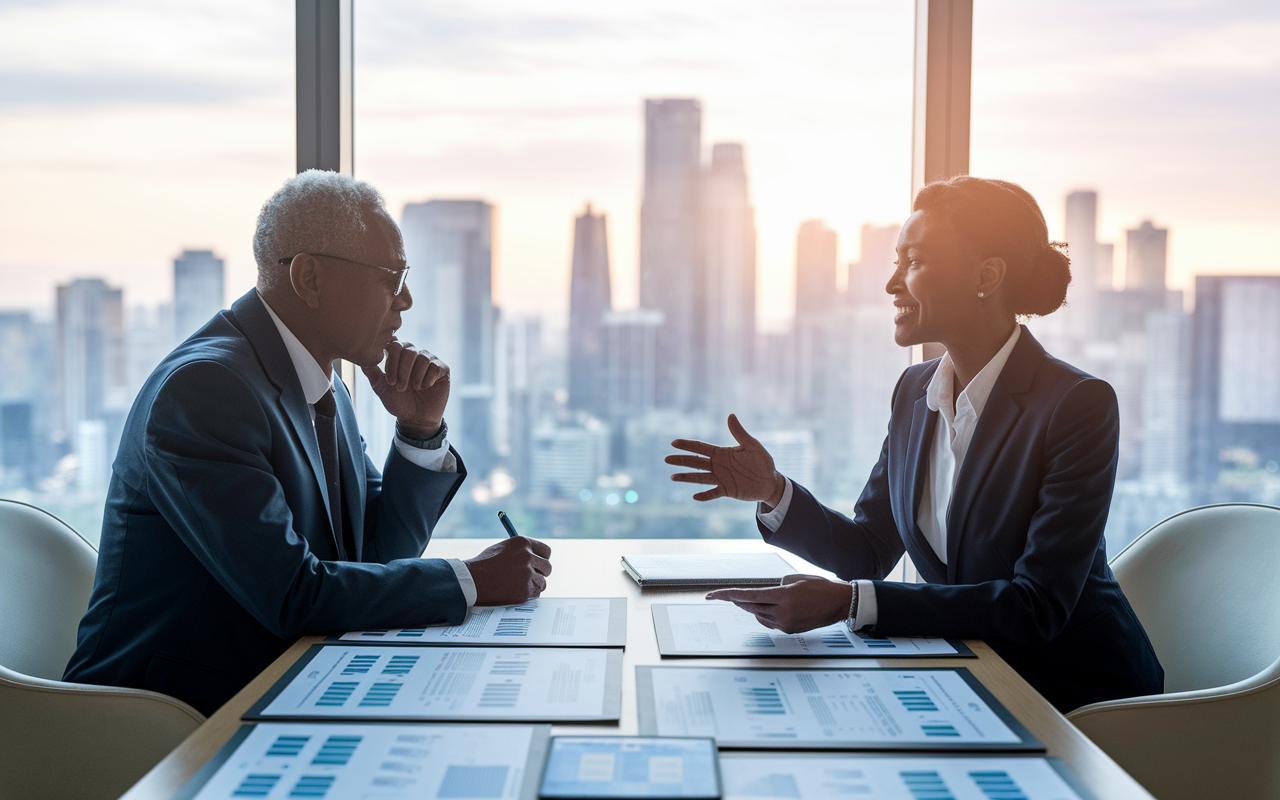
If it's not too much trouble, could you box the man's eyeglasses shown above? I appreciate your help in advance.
[278,253,409,296]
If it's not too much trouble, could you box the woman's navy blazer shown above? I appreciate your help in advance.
[763,326,1164,712]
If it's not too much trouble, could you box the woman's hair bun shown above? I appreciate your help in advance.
[912,176,1071,317]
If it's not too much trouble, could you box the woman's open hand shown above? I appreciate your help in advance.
[666,414,787,505]
[706,574,852,634]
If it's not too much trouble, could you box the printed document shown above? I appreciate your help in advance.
[719,754,1083,800]
[249,645,620,722]
[180,723,546,800]
[338,598,625,647]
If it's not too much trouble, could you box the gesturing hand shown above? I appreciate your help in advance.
[706,574,851,634]
[361,339,450,438]
[465,537,553,606]
[665,414,787,505]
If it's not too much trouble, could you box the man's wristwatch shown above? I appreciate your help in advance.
[844,580,859,632]
[396,419,447,450]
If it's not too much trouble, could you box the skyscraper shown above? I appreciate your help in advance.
[57,278,127,491]
[794,220,838,319]
[1126,220,1169,290]
[846,223,900,308]
[640,98,701,410]
[1190,276,1280,488]
[173,249,225,342]
[700,142,757,414]
[401,199,496,474]
[567,204,612,418]
[1060,190,1100,346]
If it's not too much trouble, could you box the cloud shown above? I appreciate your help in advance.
[0,70,261,108]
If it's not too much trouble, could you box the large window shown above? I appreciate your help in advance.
[351,2,915,537]
[0,0,293,543]
[970,0,1280,552]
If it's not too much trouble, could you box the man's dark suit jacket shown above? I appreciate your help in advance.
[763,326,1163,713]
[65,290,468,713]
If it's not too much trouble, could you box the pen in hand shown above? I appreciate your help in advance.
[497,510,520,538]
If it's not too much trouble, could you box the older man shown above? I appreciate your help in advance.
[65,171,551,714]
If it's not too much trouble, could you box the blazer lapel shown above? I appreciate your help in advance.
[944,327,1043,581]
[904,395,948,582]
[334,377,366,561]
[228,291,335,544]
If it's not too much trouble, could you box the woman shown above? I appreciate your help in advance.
[666,176,1163,713]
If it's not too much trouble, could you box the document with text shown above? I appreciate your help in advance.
[636,666,1039,751]
[334,598,626,647]
[246,645,622,723]
[717,753,1090,800]
[652,603,972,658]
[176,723,549,800]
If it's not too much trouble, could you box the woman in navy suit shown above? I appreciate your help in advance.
[667,176,1163,712]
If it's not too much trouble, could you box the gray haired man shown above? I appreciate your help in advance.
[65,171,551,714]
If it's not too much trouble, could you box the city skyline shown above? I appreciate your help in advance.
[3,1,1277,325]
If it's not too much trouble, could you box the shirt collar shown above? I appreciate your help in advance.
[926,325,1022,421]
[255,290,334,405]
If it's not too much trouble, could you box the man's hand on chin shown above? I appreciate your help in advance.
[361,339,450,437]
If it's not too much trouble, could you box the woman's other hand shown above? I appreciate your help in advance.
[666,414,787,505]
[706,574,852,634]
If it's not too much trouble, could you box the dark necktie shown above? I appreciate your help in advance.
[313,389,349,560]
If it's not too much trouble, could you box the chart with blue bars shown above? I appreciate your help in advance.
[336,598,625,647]
[718,755,1085,800]
[184,723,546,800]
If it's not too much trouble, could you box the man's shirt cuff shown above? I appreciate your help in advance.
[393,434,458,472]
[853,579,878,630]
[446,558,477,607]
[755,478,794,532]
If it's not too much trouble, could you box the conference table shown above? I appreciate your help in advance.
[122,538,1156,800]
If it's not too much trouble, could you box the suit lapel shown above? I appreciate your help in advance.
[944,327,1044,581]
[334,377,366,561]
[905,394,948,582]
[228,291,336,547]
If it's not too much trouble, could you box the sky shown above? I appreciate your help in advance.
[1,0,1276,329]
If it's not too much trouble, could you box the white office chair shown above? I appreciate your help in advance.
[0,499,205,800]
[1068,503,1280,800]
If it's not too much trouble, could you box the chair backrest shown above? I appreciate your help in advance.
[1111,503,1280,693]
[0,500,98,680]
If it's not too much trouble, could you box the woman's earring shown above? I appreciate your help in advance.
[977,292,985,299]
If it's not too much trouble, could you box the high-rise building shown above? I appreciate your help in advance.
[495,313,542,492]
[1095,242,1116,291]
[846,223,899,308]
[1142,309,1191,485]
[1055,190,1101,353]
[794,220,838,319]
[603,309,663,420]
[567,204,612,418]
[56,279,126,446]
[1126,220,1169,290]
[793,220,838,415]
[639,98,701,410]
[401,199,496,474]
[529,417,610,500]
[1190,276,1280,489]
[700,142,757,415]
[173,249,224,342]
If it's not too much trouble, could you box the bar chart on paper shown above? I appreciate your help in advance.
[717,753,1088,800]
[336,598,627,647]
[245,645,623,722]
[176,723,549,800]
[651,604,971,657]
[636,667,1041,751]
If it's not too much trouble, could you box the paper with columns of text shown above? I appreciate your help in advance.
[246,645,622,722]
[175,723,549,800]
[636,666,1041,751]
[334,598,627,647]
[652,603,972,657]
[717,753,1093,800]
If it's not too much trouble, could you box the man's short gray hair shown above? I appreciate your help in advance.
[253,170,404,291]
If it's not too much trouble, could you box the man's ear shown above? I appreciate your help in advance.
[976,256,1008,299]
[289,254,323,309]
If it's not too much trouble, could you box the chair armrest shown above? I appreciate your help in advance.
[0,664,205,800]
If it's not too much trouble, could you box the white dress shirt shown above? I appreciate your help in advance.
[758,325,1022,631]
[257,292,476,606]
